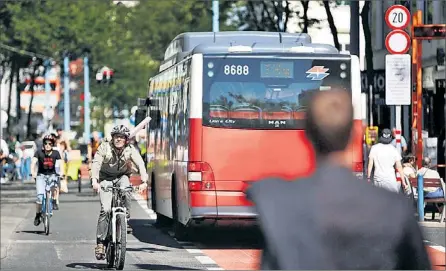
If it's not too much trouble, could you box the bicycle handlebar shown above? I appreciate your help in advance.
[101,185,135,193]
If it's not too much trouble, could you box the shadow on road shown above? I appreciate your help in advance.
[15,230,45,235]
[132,264,200,270]
[128,219,183,249]
[190,226,264,249]
[66,262,113,270]
[126,246,168,253]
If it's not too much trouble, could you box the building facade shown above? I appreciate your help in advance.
[370,0,445,143]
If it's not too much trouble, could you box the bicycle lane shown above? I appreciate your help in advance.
[0,183,216,271]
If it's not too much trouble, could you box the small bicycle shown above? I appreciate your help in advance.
[102,183,134,270]
[38,174,61,235]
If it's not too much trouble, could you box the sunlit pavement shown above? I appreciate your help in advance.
[130,176,446,271]
[2,178,445,270]
[0,180,221,270]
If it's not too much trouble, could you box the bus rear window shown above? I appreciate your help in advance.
[202,56,351,130]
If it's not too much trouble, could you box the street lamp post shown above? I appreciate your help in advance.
[212,0,219,32]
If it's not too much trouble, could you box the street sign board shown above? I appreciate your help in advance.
[385,5,411,30]
[413,24,446,39]
[385,30,411,54]
[385,54,411,105]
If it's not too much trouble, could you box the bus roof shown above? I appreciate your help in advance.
[159,31,340,72]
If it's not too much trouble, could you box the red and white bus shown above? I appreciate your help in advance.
[138,32,364,240]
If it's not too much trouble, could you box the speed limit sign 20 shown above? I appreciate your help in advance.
[385,5,411,30]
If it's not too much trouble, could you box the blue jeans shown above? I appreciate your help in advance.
[36,174,59,205]
[21,157,31,182]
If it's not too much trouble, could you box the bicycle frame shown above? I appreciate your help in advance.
[40,174,59,215]
[103,186,132,243]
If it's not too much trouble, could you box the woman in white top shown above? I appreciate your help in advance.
[367,128,407,193]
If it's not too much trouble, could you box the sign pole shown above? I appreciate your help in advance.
[384,4,411,157]
[415,10,423,169]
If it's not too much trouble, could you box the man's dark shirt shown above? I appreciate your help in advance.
[34,150,61,175]
[246,162,431,270]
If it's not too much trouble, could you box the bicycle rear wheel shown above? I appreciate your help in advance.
[114,214,127,270]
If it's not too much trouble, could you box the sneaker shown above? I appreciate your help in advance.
[95,243,105,260]
[127,223,133,234]
[52,199,59,210]
[34,213,41,226]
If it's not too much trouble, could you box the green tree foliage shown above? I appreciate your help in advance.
[1,0,235,111]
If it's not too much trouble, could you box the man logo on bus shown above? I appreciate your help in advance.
[306,66,330,81]
[268,120,286,127]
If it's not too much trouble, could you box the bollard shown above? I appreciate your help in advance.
[417,174,424,221]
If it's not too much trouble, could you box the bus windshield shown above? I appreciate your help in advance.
[202,55,351,129]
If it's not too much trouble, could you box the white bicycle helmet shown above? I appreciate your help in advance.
[110,124,130,138]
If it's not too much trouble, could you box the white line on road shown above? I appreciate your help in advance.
[195,255,217,265]
[131,192,156,220]
[11,239,142,244]
[134,194,225,270]
[430,245,446,253]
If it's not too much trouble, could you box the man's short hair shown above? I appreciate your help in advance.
[305,89,354,155]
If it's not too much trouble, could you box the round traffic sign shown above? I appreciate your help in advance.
[385,5,411,30]
[385,30,411,54]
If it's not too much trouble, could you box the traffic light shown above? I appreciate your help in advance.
[413,25,446,39]
[96,66,114,84]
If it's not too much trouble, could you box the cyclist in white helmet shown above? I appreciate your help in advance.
[90,124,148,260]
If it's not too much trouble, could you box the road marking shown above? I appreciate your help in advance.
[131,192,156,220]
[185,248,202,254]
[135,195,225,270]
[430,245,446,253]
[11,239,141,244]
[195,255,217,265]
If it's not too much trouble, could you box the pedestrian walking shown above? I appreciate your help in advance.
[246,89,431,270]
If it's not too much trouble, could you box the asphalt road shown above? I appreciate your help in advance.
[1,180,444,270]
[0,181,221,270]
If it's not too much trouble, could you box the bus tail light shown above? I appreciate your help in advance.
[353,162,364,179]
[187,161,215,191]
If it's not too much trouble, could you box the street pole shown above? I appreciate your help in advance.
[84,55,91,143]
[212,0,219,32]
[349,0,360,56]
[63,55,70,133]
[44,59,51,131]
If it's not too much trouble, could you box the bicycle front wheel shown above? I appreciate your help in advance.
[44,191,51,235]
[114,214,127,270]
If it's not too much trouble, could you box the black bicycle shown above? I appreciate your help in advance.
[101,184,134,270]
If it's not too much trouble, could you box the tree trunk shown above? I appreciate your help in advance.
[301,0,309,33]
[323,0,340,50]
[26,65,36,139]
[361,1,374,126]
[6,60,16,134]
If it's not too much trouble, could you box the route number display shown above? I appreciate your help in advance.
[223,65,249,75]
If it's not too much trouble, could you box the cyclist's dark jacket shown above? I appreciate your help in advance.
[35,150,61,175]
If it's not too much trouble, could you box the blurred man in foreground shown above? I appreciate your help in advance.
[246,89,431,270]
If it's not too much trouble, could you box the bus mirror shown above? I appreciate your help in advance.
[135,109,146,126]
[137,97,148,107]
[149,109,161,128]
[148,98,159,107]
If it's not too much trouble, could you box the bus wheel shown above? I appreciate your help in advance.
[171,180,191,241]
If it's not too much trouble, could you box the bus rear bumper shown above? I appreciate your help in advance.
[189,206,258,226]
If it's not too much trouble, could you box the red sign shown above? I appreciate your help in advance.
[385,30,411,54]
[385,5,411,30]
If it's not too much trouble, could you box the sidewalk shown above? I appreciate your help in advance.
[0,200,33,260]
